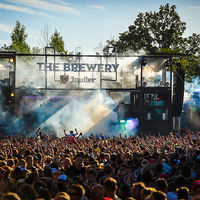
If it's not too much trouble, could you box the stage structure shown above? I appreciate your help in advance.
[0,48,187,134]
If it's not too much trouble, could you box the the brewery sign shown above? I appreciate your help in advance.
[37,62,119,72]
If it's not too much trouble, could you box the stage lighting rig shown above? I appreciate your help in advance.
[10,92,15,97]
[9,57,15,64]
[140,58,147,66]
[143,82,147,87]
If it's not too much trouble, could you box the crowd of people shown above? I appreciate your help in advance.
[0,128,200,200]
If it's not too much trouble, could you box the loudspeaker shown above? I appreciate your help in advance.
[172,68,185,117]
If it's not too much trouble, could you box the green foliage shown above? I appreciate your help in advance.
[0,44,11,51]
[179,33,200,80]
[49,29,66,53]
[31,46,41,54]
[108,4,186,54]
[156,47,200,81]
[10,21,30,53]
[182,33,200,56]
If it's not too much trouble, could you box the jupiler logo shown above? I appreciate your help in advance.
[60,75,69,84]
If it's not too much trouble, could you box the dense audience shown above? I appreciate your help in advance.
[0,128,200,200]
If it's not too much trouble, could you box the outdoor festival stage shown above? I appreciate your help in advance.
[0,49,193,136]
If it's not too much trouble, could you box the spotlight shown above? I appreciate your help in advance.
[164,60,170,67]
[126,118,139,131]
[140,58,147,66]
[9,57,15,64]
[10,93,14,97]
[120,120,125,123]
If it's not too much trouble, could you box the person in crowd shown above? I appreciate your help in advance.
[167,175,188,200]
[90,184,104,200]
[26,155,35,171]
[154,178,168,193]
[18,183,37,200]
[85,168,98,187]
[103,177,121,200]
[192,180,200,199]
[68,184,86,200]
[131,182,145,200]
[62,157,72,172]
[118,184,131,200]
[54,192,70,200]
[66,153,86,179]
[2,192,21,200]
[148,190,167,200]
[176,187,190,200]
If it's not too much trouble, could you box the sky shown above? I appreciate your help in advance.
[0,0,200,54]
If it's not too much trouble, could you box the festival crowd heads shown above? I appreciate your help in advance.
[1,128,200,200]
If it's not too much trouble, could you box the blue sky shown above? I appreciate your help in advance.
[0,0,200,53]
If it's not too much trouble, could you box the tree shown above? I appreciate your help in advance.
[0,44,11,51]
[10,21,30,53]
[49,29,66,53]
[183,33,200,56]
[31,46,41,54]
[39,24,51,48]
[108,4,186,54]
[177,33,200,80]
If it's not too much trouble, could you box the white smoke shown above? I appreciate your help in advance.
[38,90,118,137]
[184,78,200,102]
[182,77,200,129]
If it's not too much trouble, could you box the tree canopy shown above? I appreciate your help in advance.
[108,4,187,54]
[10,21,30,53]
[49,29,66,54]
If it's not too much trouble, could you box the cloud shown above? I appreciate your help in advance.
[0,2,56,18]
[5,0,79,14]
[0,39,9,45]
[188,6,200,9]
[48,0,70,7]
[88,5,106,11]
[0,23,12,33]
